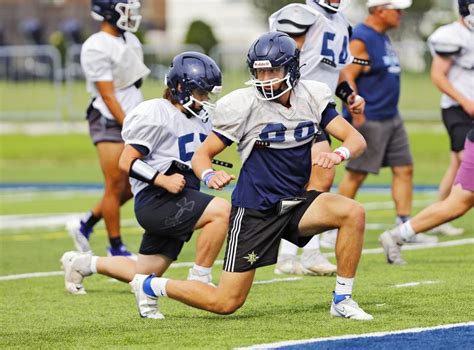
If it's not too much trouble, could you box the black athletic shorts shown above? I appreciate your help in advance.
[442,106,473,152]
[223,190,323,272]
[86,101,123,145]
[134,186,214,259]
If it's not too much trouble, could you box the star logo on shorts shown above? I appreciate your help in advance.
[244,251,259,265]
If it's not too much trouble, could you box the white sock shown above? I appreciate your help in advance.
[191,264,212,276]
[90,256,98,274]
[150,277,169,297]
[279,239,298,256]
[399,221,416,241]
[303,235,320,251]
[334,275,354,296]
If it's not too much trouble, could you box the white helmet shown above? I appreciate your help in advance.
[275,5,317,36]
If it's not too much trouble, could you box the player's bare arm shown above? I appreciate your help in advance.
[313,115,367,169]
[341,39,370,127]
[192,132,235,190]
[95,81,127,124]
[119,144,185,194]
[431,55,474,117]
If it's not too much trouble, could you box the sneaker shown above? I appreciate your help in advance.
[66,219,92,252]
[60,251,92,295]
[107,244,137,261]
[378,230,406,265]
[301,249,337,275]
[429,222,464,236]
[129,274,165,319]
[274,255,303,275]
[330,296,373,321]
[320,229,338,249]
[404,233,438,245]
[187,268,215,286]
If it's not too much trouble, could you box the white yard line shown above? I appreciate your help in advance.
[1,239,473,282]
[393,280,440,288]
[253,277,303,285]
[234,322,474,349]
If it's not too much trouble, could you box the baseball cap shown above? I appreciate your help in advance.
[366,0,412,9]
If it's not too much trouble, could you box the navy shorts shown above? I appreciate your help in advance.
[223,190,323,273]
[134,186,214,259]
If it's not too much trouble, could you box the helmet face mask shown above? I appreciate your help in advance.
[459,1,474,31]
[165,52,222,120]
[315,0,341,13]
[246,32,300,101]
[91,0,142,33]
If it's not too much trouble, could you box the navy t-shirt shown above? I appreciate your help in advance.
[343,23,401,121]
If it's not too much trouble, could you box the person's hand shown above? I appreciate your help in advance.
[460,98,474,117]
[347,93,365,115]
[352,113,366,128]
[155,173,186,193]
[313,152,343,169]
[205,170,235,190]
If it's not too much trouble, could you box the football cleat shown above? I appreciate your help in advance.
[301,249,337,275]
[60,251,93,295]
[429,222,464,236]
[107,244,137,261]
[378,230,406,265]
[130,274,165,319]
[274,255,304,275]
[66,219,92,252]
[330,296,373,321]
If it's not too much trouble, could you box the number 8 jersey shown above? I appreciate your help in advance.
[269,3,352,93]
[212,80,337,210]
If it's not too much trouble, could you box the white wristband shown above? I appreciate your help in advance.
[334,146,351,161]
[200,168,214,181]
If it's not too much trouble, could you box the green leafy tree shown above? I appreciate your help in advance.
[184,20,219,55]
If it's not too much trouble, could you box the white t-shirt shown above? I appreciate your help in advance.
[428,21,474,108]
[122,98,212,196]
[269,3,352,93]
[81,31,151,120]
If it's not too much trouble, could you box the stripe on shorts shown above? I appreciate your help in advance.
[225,207,244,272]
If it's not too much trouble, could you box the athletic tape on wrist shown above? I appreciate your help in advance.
[129,159,159,184]
[333,146,351,161]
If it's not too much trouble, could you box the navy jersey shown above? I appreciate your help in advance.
[343,24,401,121]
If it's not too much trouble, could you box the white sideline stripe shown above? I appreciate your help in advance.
[234,321,474,349]
[253,277,302,285]
[1,239,473,282]
[393,280,440,288]
[0,198,437,231]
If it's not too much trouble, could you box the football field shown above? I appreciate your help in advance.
[0,127,473,349]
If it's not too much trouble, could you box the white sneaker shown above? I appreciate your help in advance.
[60,251,92,295]
[320,229,337,249]
[429,222,464,236]
[301,250,337,276]
[274,255,303,275]
[404,233,438,245]
[129,274,165,319]
[378,230,406,265]
[330,297,373,321]
[66,219,92,253]
[187,268,215,286]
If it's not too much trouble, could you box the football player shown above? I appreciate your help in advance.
[424,0,474,236]
[129,32,373,321]
[269,0,366,276]
[67,0,150,257]
[61,52,229,320]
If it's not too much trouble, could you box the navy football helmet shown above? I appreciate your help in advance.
[459,0,474,30]
[246,32,300,101]
[165,52,222,120]
[91,0,142,33]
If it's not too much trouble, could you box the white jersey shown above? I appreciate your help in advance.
[212,80,333,164]
[269,3,352,93]
[122,98,212,195]
[81,31,151,120]
[428,21,474,108]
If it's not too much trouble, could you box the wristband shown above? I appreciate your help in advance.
[201,168,216,186]
[335,81,354,104]
[333,146,351,161]
[129,159,159,184]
